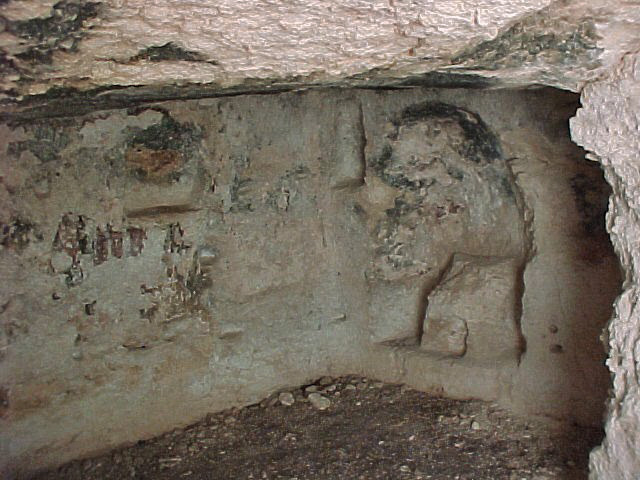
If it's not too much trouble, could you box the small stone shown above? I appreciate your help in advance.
[356,382,368,390]
[471,420,481,430]
[308,393,331,410]
[279,392,295,406]
[400,465,411,473]
[344,384,356,391]
[318,376,333,386]
[373,382,384,389]
[324,384,337,392]
[305,385,319,394]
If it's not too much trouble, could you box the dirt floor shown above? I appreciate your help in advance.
[32,376,601,480]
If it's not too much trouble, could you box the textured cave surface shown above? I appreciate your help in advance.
[0,0,640,99]
[0,86,622,477]
[1,1,640,479]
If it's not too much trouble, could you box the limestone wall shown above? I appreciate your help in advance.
[0,87,620,477]
[571,52,640,480]
[1,0,640,100]
[1,1,640,479]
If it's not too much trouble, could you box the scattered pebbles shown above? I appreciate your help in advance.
[278,392,295,406]
[307,393,331,410]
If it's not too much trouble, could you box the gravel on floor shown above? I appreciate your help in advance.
[32,376,601,480]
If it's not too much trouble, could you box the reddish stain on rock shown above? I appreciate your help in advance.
[125,147,184,179]
[128,227,147,256]
[109,227,123,259]
[93,227,109,265]
[53,214,85,261]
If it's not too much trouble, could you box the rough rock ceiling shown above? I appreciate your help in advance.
[1,0,640,107]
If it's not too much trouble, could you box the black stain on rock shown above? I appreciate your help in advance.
[450,13,601,71]
[1,218,39,251]
[385,196,417,219]
[124,112,202,181]
[129,42,217,64]
[2,1,101,68]
[371,144,433,191]
[397,102,502,164]
[7,121,71,163]
[127,112,200,152]
[370,102,502,191]
[570,171,610,237]
[6,1,100,42]
[397,72,498,89]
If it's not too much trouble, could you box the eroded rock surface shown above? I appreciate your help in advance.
[0,87,620,477]
[1,0,640,105]
[571,52,640,480]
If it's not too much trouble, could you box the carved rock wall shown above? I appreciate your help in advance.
[1,1,639,479]
[0,87,620,476]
